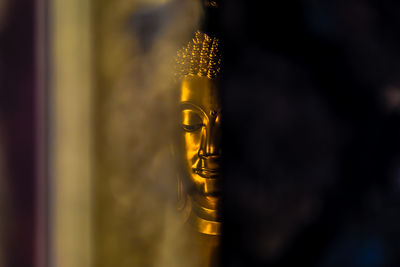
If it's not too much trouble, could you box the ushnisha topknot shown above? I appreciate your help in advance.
[204,0,218,8]
[175,31,221,80]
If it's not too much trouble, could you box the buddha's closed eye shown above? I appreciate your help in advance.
[181,110,204,132]
[182,124,203,132]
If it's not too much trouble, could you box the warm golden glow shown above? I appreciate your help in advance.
[180,75,221,235]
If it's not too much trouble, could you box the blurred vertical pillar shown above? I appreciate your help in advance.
[49,0,93,266]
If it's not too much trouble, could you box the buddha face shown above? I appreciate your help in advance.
[180,75,221,203]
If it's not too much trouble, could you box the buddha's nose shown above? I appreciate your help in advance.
[198,121,221,160]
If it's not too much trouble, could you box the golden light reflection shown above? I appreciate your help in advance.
[179,65,222,236]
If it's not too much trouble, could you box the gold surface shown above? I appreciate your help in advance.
[177,30,222,266]
[179,69,222,235]
[174,24,225,265]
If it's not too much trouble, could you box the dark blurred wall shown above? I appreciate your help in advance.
[0,0,36,266]
[220,1,400,266]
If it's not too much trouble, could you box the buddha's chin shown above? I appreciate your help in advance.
[190,172,220,196]
[186,175,221,232]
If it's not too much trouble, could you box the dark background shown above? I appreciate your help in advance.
[219,1,400,266]
[0,0,37,266]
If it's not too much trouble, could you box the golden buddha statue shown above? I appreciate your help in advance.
[175,30,222,266]
[177,30,221,233]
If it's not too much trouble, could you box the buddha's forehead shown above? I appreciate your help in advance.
[180,75,220,113]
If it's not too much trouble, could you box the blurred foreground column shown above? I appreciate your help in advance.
[49,0,93,266]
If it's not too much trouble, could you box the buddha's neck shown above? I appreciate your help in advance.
[188,193,221,235]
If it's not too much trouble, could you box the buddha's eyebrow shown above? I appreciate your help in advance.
[180,101,209,120]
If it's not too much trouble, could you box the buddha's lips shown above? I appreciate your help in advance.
[193,168,220,178]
